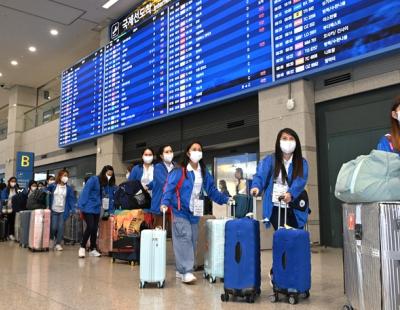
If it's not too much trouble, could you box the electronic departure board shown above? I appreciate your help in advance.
[59,0,400,147]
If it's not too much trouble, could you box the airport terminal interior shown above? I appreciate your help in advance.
[1,0,400,309]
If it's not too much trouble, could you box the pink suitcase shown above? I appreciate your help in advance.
[98,216,114,255]
[29,209,50,252]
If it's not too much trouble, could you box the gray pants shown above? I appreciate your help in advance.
[172,216,199,274]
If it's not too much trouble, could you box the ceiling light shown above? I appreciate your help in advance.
[28,46,37,52]
[11,60,18,66]
[50,29,59,36]
[102,0,120,9]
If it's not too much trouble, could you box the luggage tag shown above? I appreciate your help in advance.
[192,190,204,217]
[102,196,110,210]
[272,183,288,206]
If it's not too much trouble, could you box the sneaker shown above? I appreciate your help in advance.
[269,269,273,288]
[89,249,101,257]
[78,247,86,258]
[55,244,63,251]
[9,235,15,241]
[176,271,183,279]
[182,273,197,284]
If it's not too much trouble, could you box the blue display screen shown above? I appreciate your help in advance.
[59,0,400,147]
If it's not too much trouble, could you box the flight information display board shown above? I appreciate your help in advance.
[59,0,400,147]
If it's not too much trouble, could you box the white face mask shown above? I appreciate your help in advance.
[126,172,130,179]
[280,140,296,154]
[190,151,203,163]
[10,182,16,188]
[61,176,68,184]
[163,153,174,163]
[106,175,112,181]
[31,186,37,191]
[397,112,400,124]
[143,155,153,164]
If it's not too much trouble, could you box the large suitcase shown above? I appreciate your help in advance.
[140,211,166,289]
[343,202,400,310]
[28,209,50,252]
[98,216,114,255]
[221,215,261,303]
[19,210,31,248]
[204,202,234,283]
[195,214,216,270]
[270,200,311,305]
[112,235,140,265]
[64,213,83,245]
[14,212,21,242]
[0,216,7,241]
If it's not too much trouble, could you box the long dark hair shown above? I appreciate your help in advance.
[7,177,19,191]
[181,141,206,177]
[274,128,304,182]
[98,165,116,187]
[390,97,400,151]
[141,147,155,165]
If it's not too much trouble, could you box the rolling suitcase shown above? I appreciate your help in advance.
[342,202,400,310]
[204,202,235,283]
[0,216,7,241]
[195,214,216,270]
[19,210,31,248]
[221,207,261,304]
[64,213,83,245]
[28,209,50,252]
[111,235,140,265]
[140,210,166,289]
[270,199,311,305]
[14,212,21,242]
[98,216,114,255]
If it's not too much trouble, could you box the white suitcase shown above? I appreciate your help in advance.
[139,211,166,289]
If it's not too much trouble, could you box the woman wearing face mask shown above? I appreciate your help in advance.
[47,169,76,251]
[1,177,20,241]
[377,98,400,155]
[47,175,56,186]
[251,128,309,230]
[78,165,116,258]
[150,145,176,228]
[161,142,230,284]
[27,180,38,196]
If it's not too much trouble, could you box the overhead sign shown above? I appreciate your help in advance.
[16,152,34,189]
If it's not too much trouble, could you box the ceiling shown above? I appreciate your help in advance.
[0,0,141,92]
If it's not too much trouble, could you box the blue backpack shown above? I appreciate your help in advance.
[114,180,151,210]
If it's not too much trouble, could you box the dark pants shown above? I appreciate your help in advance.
[270,206,300,231]
[81,213,100,250]
[8,211,16,237]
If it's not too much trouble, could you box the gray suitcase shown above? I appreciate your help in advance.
[64,213,83,245]
[343,202,400,310]
[19,210,31,248]
[14,212,21,242]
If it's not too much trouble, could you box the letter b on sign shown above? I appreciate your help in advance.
[21,156,30,167]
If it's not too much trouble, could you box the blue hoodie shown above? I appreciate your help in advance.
[78,176,116,215]
[377,134,400,155]
[47,183,76,220]
[128,164,154,189]
[251,154,309,228]
[161,166,229,224]
[149,162,175,215]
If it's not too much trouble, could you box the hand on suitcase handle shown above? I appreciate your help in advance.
[250,188,259,197]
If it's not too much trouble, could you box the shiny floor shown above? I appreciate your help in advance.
[0,242,346,310]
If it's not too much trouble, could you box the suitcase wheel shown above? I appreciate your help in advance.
[343,305,353,310]
[245,295,255,304]
[209,277,216,284]
[220,293,229,302]
[157,281,165,289]
[139,282,146,289]
[288,295,298,305]
[203,272,207,279]
[269,293,279,303]
[111,258,115,263]
[303,291,310,299]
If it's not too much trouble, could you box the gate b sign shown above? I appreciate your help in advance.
[16,152,34,189]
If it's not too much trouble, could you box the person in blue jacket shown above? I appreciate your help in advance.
[77,165,116,258]
[377,99,400,155]
[161,141,230,284]
[251,128,309,230]
[151,145,176,229]
[1,176,20,241]
[47,169,76,251]
[129,147,155,225]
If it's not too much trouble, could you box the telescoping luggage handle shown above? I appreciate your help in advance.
[227,200,236,218]
[244,196,258,219]
[277,195,287,229]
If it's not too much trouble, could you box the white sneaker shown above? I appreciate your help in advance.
[9,235,15,241]
[182,273,197,284]
[89,249,101,257]
[176,271,183,279]
[55,244,63,251]
[78,247,86,258]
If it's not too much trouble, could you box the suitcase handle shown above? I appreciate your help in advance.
[277,196,287,229]
[162,208,166,231]
[227,200,236,218]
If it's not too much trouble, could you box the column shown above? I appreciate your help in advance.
[258,79,320,243]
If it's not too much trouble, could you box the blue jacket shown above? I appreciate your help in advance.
[47,183,76,220]
[377,134,400,155]
[161,167,229,224]
[252,154,309,228]
[128,164,154,189]
[78,176,116,215]
[149,162,176,215]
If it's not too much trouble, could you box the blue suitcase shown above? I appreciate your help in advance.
[221,215,261,303]
[270,201,311,305]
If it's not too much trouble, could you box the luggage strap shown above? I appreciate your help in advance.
[176,167,186,211]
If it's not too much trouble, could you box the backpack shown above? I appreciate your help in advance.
[26,189,48,210]
[114,180,151,210]
[11,192,28,212]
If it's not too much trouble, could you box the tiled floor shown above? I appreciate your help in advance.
[0,242,346,310]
